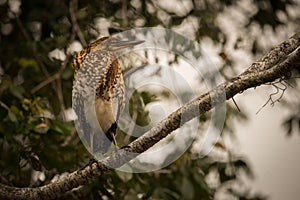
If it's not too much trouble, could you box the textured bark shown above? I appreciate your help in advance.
[1,32,300,200]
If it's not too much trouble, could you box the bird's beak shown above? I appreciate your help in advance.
[108,39,144,51]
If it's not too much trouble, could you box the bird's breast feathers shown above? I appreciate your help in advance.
[93,97,119,133]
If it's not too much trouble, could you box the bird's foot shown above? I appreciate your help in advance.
[120,145,131,151]
[80,158,98,170]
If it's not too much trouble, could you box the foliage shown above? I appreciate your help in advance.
[0,0,299,199]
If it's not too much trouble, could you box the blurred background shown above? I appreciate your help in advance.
[0,0,300,199]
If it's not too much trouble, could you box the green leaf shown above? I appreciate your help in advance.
[9,84,25,99]
[0,101,19,123]
[33,123,49,134]
[10,105,24,123]
[48,119,71,135]
[77,7,88,19]
[0,101,9,110]
[29,97,45,115]
[18,58,39,71]
[140,91,157,105]
[116,170,133,182]
[8,110,18,123]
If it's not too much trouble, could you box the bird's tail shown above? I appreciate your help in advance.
[92,121,118,154]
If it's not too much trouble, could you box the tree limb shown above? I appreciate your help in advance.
[1,32,300,200]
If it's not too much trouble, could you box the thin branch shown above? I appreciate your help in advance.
[12,10,55,91]
[122,0,128,28]
[242,33,300,75]
[256,80,287,114]
[30,73,60,94]
[283,80,294,88]
[123,63,148,79]
[55,78,66,120]
[255,75,296,114]
[0,33,300,200]
[231,97,241,112]
[30,52,72,94]
[12,8,71,120]
[53,0,84,120]
[31,0,79,94]
[69,0,87,46]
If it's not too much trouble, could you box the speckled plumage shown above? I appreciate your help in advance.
[72,37,126,154]
[72,37,144,154]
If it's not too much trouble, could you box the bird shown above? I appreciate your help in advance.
[72,36,144,155]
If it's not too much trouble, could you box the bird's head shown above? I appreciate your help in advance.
[89,36,144,52]
[72,36,144,74]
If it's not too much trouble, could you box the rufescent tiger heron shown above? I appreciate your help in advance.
[72,37,144,154]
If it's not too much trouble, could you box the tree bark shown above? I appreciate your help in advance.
[1,32,300,200]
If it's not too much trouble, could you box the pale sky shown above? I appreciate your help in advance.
[215,2,300,199]
[234,86,300,200]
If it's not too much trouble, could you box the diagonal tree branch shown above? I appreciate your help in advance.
[242,32,300,75]
[1,32,300,200]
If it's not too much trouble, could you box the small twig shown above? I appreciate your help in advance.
[55,78,66,120]
[31,73,60,94]
[69,0,87,46]
[283,79,294,88]
[12,11,51,79]
[290,76,300,79]
[123,63,148,79]
[31,0,79,94]
[62,128,77,146]
[231,97,241,112]
[256,80,288,114]
[30,52,72,94]
[122,0,128,28]
[50,0,84,120]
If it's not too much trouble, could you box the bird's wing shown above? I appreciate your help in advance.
[73,50,112,155]
[72,91,91,148]
[111,59,125,122]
